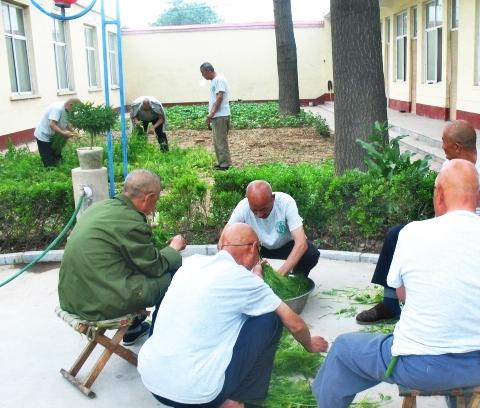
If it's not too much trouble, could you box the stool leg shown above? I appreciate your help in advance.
[403,396,416,408]
[69,328,105,376]
[83,326,128,389]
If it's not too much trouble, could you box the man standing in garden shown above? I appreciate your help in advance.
[58,169,186,345]
[34,97,80,167]
[314,159,480,408]
[138,223,328,408]
[130,96,169,152]
[356,119,479,325]
[228,180,319,276]
[200,62,232,171]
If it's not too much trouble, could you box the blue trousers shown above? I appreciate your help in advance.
[153,312,283,407]
[313,332,480,408]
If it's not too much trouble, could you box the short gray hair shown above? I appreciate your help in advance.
[123,169,161,198]
[200,62,214,72]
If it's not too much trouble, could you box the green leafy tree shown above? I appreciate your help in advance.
[151,0,221,26]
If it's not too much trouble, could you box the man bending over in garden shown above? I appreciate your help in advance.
[130,96,169,151]
[228,180,319,276]
[58,169,186,345]
[356,120,479,324]
[34,97,80,167]
[314,159,480,408]
[138,223,328,408]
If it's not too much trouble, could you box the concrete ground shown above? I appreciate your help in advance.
[0,256,445,407]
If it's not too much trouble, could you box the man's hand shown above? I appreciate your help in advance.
[63,130,76,138]
[306,336,329,353]
[205,115,213,126]
[252,263,263,278]
[168,235,186,251]
[147,127,155,135]
[277,264,291,276]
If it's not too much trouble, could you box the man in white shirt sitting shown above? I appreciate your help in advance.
[313,159,480,408]
[228,180,319,276]
[138,223,328,408]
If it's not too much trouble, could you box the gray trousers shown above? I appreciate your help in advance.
[313,332,480,408]
[211,116,232,168]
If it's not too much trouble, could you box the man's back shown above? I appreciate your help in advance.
[388,210,480,356]
[58,195,174,320]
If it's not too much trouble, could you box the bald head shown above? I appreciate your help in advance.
[434,159,479,216]
[124,169,161,199]
[246,180,275,218]
[219,223,260,270]
[442,120,477,162]
[64,97,81,110]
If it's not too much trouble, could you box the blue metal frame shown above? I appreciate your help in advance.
[30,0,128,197]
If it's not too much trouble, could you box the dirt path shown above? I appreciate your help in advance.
[167,127,334,166]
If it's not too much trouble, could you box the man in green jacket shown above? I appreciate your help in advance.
[58,169,186,345]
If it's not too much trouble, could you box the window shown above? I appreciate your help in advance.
[107,31,118,86]
[412,6,418,38]
[451,0,459,29]
[386,17,391,44]
[425,0,443,83]
[84,25,99,88]
[396,11,407,81]
[2,2,32,94]
[52,19,71,91]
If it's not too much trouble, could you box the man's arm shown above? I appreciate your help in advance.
[152,114,165,129]
[275,302,328,352]
[206,91,224,124]
[49,120,74,138]
[277,226,308,276]
[396,286,406,302]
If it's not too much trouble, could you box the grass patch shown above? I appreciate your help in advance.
[321,287,383,305]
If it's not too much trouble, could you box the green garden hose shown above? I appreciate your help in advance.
[0,195,85,288]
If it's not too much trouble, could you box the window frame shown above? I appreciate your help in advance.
[412,6,418,38]
[52,19,72,91]
[84,25,100,88]
[425,0,443,84]
[2,2,32,95]
[107,31,119,87]
[395,11,408,81]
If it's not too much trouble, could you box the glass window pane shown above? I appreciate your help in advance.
[427,30,436,81]
[437,27,442,81]
[85,26,93,47]
[452,0,459,28]
[87,49,97,86]
[427,2,436,28]
[54,44,69,89]
[413,7,418,37]
[3,4,11,33]
[396,38,404,80]
[13,7,25,36]
[396,14,402,36]
[436,0,443,25]
[5,37,17,92]
[403,12,407,35]
[14,38,31,91]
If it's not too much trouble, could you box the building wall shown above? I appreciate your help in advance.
[121,21,333,106]
[0,0,120,147]
[380,0,480,126]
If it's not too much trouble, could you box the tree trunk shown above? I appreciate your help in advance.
[331,0,388,174]
[273,0,300,114]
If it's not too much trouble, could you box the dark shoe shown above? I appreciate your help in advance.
[123,321,151,346]
[214,165,230,171]
[356,303,400,325]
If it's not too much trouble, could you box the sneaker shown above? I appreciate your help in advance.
[123,321,151,346]
[214,165,230,171]
[355,303,400,325]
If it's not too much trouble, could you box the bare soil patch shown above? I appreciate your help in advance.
[166,127,334,166]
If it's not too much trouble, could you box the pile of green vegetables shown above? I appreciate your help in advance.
[262,264,311,300]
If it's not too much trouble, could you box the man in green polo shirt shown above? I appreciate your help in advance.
[58,169,186,345]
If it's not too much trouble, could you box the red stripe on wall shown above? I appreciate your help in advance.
[456,110,480,130]
[0,128,35,150]
[416,103,449,120]
[388,98,411,112]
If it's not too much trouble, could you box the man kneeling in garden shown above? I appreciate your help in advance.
[228,180,319,276]
[138,223,328,408]
[313,159,480,408]
[58,169,186,345]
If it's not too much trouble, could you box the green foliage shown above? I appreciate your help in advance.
[165,102,329,134]
[322,287,383,305]
[262,331,325,407]
[67,101,119,148]
[151,0,221,26]
[357,121,431,179]
[262,264,311,300]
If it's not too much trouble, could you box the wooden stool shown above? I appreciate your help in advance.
[399,385,480,408]
[56,306,143,398]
